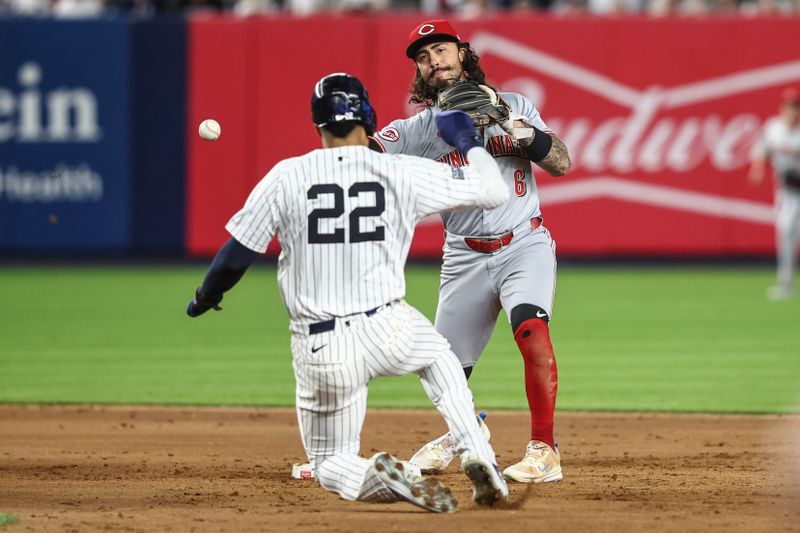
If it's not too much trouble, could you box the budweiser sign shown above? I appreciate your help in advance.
[422,31,800,228]
[471,32,800,180]
[186,16,800,257]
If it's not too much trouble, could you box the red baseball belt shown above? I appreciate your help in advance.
[464,218,542,253]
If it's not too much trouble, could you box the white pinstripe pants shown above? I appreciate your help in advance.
[291,300,497,502]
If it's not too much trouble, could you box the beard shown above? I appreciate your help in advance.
[425,66,462,92]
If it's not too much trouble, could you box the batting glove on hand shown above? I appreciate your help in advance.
[186,288,223,318]
[436,110,483,154]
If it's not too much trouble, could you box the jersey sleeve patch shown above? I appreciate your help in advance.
[377,127,400,143]
[450,166,465,180]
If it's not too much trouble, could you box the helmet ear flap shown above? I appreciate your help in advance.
[363,100,377,136]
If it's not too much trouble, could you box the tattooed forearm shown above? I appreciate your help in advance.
[537,134,571,177]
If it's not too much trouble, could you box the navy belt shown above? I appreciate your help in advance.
[309,303,392,335]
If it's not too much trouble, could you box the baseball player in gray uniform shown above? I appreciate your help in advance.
[370,19,572,484]
[186,73,511,512]
[750,88,800,300]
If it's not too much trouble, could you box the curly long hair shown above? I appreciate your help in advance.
[409,43,493,106]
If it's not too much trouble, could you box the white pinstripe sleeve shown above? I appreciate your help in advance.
[225,168,284,253]
[394,154,483,219]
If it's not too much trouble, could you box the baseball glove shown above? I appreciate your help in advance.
[437,81,511,128]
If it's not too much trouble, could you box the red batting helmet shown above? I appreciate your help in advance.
[406,19,462,59]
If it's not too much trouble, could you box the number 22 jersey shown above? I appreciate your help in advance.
[225,144,487,330]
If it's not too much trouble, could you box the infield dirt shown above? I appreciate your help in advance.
[1,405,798,532]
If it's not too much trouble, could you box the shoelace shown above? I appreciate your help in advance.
[525,444,550,462]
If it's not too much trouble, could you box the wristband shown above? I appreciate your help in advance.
[526,127,553,163]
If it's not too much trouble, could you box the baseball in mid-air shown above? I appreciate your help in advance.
[198,119,221,141]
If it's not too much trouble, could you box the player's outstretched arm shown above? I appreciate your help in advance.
[186,237,259,317]
[749,155,768,185]
[748,138,770,185]
[512,119,571,177]
[536,134,571,177]
[436,110,510,209]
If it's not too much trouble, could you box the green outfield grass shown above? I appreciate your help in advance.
[1,265,798,413]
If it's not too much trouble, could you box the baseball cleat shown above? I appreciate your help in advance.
[290,460,420,479]
[463,458,508,506]
[372,453,457,513]
[502,440,563,484]
[408,412,491,474]
[767,284,794,301]
[408,432,455,473]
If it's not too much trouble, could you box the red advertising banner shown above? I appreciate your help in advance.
[187,17,258,256]
[187,15,374,256]
[187,15,800,258]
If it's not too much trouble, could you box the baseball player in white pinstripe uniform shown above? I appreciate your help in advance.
[370,20,572,484]
[186,73,510,512]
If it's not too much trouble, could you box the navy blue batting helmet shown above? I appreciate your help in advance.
[311,73,377,135]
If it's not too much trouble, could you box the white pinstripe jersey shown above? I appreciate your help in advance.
[225,144,484,328]
[373,92,550,237]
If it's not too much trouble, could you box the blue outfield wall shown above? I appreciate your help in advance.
[0,17,185,252]
[131,17,186,252]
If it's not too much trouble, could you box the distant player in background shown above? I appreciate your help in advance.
[369,19,571,484]
[750,88,800,300]
[186,73,511,512]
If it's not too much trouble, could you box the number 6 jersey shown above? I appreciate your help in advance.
[225,144,486,331]
[372,92,551,237]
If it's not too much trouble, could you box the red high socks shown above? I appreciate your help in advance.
[513,318,558,449]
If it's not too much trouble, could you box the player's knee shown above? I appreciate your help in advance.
[510,304,550,333]
[511,307,555,368]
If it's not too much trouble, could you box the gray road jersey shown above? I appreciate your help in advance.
[374,92,550,236]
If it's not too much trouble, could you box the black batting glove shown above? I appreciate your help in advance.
[186,288,223,318]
